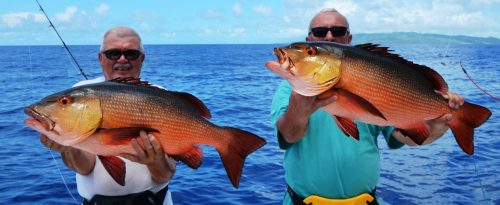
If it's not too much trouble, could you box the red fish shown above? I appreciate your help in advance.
[269,42,491,155]
[25,78,266,187]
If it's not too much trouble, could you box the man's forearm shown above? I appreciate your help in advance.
[277,110,309,143]
[61,148,96,175]
[148,156,176,184]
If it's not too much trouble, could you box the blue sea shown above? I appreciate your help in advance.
[0,43,498,205]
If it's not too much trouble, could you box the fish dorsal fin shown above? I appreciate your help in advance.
[110,77,163,90]
[355,44,448,93]
[170,91,212,119]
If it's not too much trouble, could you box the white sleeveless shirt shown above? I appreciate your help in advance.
[73,77,173,205]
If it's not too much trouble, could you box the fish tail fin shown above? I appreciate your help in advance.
[448,102,491,155]
[216,127,266,188]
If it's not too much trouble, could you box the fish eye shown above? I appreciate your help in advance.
[304,47,317,55]
[59,96,72,105]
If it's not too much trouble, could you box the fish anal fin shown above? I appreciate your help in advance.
[171,146,203,169]
[96,127,159,145]
[170,92,211,119]
[396,122,430,145]
[336,89,386,120]
[333,116,359,140]
[98,156,126,186]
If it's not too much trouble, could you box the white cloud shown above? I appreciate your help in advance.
[55,6,78,22]
[283,16,291,23]
[272,28,306,38]
[95,3,110,15]
[1,12,45,28]
[253,6,273,16]
[200,9,221,19]
[321,0,358,16]
[164,32,177,38]
[233,3,242,15]
[228,27,245,37]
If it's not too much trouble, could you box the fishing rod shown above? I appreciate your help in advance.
[35,0,88,80]
[460,61,499,101]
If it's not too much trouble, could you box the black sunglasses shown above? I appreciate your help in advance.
[310,26,349,37]
[102,49,143,60]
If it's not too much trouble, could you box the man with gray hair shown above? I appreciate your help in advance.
[267,8,464,205]
[39,26,176,205]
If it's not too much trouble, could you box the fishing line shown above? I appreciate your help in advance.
[35,0,88,80]
[33,1,85,203]
[48,149,79,205]
[472,157,489,205]
[438,35,489,204]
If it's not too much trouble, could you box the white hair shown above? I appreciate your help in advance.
[309,8,350,31]
[99,26,144,52]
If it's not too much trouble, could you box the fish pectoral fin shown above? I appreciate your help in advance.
[96,127,159,145]
[170,92,212,119]
[333,116,359,140]
[98,156,126,186]
[336,89,387,120]
[171,146,203,169]
[396,122,430,145]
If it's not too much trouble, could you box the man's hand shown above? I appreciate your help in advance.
[423,92,464,144]
[40,134,67,153]
[38,134,96,175]
[266,59,337,143]
[121,131,176,183]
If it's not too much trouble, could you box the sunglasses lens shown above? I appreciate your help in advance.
[103,49,142,60]
[331,27,347,37]
[104,49,122,60]
[311,26,348,37]
[311,27,328,37]
[123,50,141,60]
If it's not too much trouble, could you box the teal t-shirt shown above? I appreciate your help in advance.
[271,81,404,204]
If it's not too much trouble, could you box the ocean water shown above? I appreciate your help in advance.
[0,43,498,205]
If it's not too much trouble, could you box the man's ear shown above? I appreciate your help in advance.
[347,34,353,45]
[140,53,145,62]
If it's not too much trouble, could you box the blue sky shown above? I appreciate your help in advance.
[1,0,499,45]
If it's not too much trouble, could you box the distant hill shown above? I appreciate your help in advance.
[352,32,500,45]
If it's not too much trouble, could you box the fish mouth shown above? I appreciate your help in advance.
[24,107,55,131]
[273,47,287,64]
[273,47,296,74]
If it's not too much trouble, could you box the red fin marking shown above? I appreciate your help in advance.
[216,127,266,188]
[336,89,387,120]
[98,156,126,186]
[110,77,162,90]
[448,102,491,155]
[333,116,359,140]
[397,122,430,145]
[171,146,203,169]
[96,127,159,145]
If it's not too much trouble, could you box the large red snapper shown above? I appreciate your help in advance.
[24,78,266,187]
[268,42,491,155]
